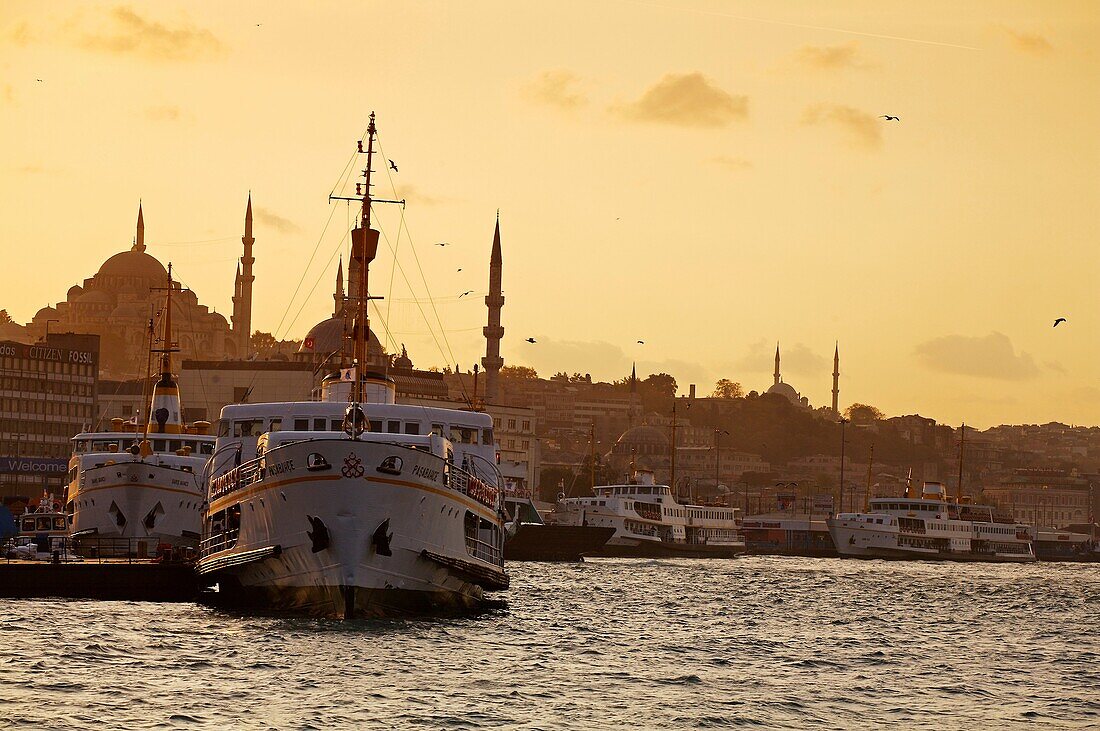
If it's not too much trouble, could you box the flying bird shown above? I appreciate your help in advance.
[1054,318,1066,327]
[388,159,398,172]
[435,242,448,247]
[456,268,462,272]
[459,290,474,298]
[525,338,537,343]
[36,78,43,82]
[636,340,645,344]
[881,115,900,121]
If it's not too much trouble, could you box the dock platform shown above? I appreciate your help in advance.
[0,560,199,602]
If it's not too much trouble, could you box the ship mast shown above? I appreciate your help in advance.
[329,113,404,405]
[956,423,965,504]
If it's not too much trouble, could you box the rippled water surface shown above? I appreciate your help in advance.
[1,558,1098,729]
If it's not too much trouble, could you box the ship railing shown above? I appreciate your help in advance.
[464,533,501,564]
[199,528,240,556]
[2,535,195,564]
[449,462,502,512]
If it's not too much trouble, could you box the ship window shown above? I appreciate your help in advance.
[369,420,382,433]
[169,440,181,452]
[431,423,444,437]
[199,442,213,455]
[294,419,309,431]
[331,420,343,431]
[386,420,401,434]
[482,428,493,445]
[313,418,326,431]
[404,422,420,435]
[217,420,229,437]
[21,518,34,531]
[269,418,282,432]
[154,440,166,452]
[36,517,50,531]
[234,420,263,438]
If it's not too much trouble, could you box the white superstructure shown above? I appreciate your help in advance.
[555,471,745,557]
[827,482,1035,562]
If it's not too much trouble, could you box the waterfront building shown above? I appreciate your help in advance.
[981,469,1094,528]
[0,333,99,499]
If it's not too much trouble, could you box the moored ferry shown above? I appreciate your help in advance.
[827,482,1035,562]
[555,470,746,558]
[67,266,213,556]
[196,115,508,618]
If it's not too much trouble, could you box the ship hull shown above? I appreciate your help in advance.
[504,524,616,561]
[198,439,507,619]
[70,461,203,555]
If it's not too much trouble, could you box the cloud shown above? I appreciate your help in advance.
[731,339,826,379]
[914,332,1040,380]
[395,184,450,208]
[1043,360,1066,374]
[57,6,224,62]
[254,206,300,234]
[801,103,882,149]
[711,155,753,172]
[794,41,872,70]
[612,73,748,128]
[144,104,190,122]
[523,70,587,110]
[998,27,1053,56]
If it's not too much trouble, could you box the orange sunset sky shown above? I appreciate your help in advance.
[1,1,1098,428]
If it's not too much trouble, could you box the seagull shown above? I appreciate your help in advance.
[1054,318,1067,327]
[36,78,43,82]
[525,337,537,343]
[881,115,900,121]
[636,340,645,344]
[388,159,398,172]
[459,290,474,298]
[435,242,448,247]
[456,268,462,272]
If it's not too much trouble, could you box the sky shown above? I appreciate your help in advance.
[1,1,1098,428]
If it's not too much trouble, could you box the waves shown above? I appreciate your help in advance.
[1,557,1098,728]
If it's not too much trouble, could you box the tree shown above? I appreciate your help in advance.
[711,379,743,399]
[501,365,538,380]
[845,403,885,424]
[0,310,12,324]
[642,373,677,397]
[251,330,277,352]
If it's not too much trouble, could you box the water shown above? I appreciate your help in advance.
[1,557,1097,729]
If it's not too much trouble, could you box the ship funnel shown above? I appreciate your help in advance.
[922,482,947,499]
[147,372,183,434]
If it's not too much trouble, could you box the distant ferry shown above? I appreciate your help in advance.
[503,491,615,561]
[555,471,746,558]
[827,482,1035,562]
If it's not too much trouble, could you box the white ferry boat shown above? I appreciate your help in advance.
[67,266,213,557]
[555,471,746,557]
[195,115,508,618]
[827,482,1035,562]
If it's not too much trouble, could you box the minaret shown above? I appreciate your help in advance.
[481,211,505,402]
[334,256,345,317]
[774,341,782,385]
[832,342,840,415]
[232,193,256,356]
[133,201,145,253]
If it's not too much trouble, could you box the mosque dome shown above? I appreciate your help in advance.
[34,305,58,320]
[611,424,670,458]
[766,381,800,403]
[76,289,115,305]
[96,249,169,282]
[66,285,83,300]
[298,316,380,356]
